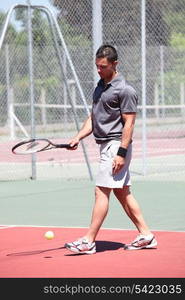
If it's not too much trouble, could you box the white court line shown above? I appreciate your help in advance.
[0,225,16,230]
[0,224,184,233]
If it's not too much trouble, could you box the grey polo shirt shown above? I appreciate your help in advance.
[92,73,138,144]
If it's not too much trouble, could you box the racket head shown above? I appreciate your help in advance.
[12,139,50,154]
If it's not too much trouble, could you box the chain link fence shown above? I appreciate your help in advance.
[0,0,185,181]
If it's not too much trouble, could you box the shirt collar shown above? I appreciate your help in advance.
[98,73,124,88]
[109,73,125,87]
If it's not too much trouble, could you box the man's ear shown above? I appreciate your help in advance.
[113,60,118,69]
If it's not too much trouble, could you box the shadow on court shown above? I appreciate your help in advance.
[96,240,125,252]
[6,241,125,257]
[64,240,125,256]
[6,246,65,257]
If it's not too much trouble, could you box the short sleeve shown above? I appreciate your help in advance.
[119,85,138,113]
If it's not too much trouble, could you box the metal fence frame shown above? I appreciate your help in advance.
[0,0,184,181]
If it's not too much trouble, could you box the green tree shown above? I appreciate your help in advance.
[15,8,52,47]
[51,0,92,40]
[0,11,17,43]
[50,0,170,46]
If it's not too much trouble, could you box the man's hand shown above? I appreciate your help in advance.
[112,155,125,174]
[67,137,79,150]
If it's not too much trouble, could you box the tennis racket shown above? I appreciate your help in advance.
[12,138,74,155]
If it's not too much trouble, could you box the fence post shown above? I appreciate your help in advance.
[8,88,15,140]
[40,88,46,126]
[27,1,36,180]
[141,0,147,176]
[154,82,159,119]
[5,43,15,139]
[180,82,185,118]
[160,45,165,118]
[92,0,102,87]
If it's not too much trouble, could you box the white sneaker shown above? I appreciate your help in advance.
[65,238,96,254]
[124,234,157,250]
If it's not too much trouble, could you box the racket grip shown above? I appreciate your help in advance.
[56,144,74,149]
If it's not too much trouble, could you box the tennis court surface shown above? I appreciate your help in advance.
[0,179,184,278]
[0,225,185,278]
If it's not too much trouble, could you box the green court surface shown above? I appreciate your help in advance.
[0,179,184,232]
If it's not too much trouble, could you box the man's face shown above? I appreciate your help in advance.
[95,57,117,80]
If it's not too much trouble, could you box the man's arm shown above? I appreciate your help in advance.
[120,112,136,148]
[68,114,93,148]
[112,112,136,174]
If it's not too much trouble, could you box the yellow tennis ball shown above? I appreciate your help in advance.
[44,230,54,240]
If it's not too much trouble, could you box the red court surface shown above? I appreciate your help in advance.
[0,226,184,278]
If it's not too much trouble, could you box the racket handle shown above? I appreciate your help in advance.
[56,144,73,149]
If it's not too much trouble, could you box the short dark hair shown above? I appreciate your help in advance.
[96,44,118,62]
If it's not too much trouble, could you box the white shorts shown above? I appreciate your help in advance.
[95,140,132,188]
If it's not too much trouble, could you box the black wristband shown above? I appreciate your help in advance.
[117,147,127,158]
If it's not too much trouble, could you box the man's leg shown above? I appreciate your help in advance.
[113,186,151,235]
[113,186,157,250]
[84,186,112,242]
[65,186,111,254]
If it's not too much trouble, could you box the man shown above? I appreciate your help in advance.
[65,44,157,254]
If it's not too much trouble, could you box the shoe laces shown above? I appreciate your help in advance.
[133,234,153,243]
[73,237,91,246]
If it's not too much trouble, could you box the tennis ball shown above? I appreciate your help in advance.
[44,231,54,240]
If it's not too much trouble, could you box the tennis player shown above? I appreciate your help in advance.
[65,45,157,254]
